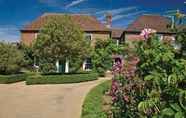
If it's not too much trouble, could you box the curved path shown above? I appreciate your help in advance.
[0,76,111,118]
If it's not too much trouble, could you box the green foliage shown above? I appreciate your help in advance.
[111,34,186,118]
[33,15,90,73]
[39,62,56,74]
[135,35,186,117]
[92,38,124,76]
[0,42,24,74]
[81,80,111,118]
[26,72,98,85]
[19,44,34,67]
[0,74,29,84]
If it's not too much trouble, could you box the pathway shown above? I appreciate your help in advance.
[0,76,111,118]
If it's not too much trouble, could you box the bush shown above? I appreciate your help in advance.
[110,30,186,117]
[26,72,98,85]
[0,74,29,84]
[81,80,111,118]
[39,62,56,74]
[0,42,24,74]
[92,38,124,76]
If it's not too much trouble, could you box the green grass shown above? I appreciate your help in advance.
[0,74,29,84]
[26,73,99,85]
[81,80,111,118]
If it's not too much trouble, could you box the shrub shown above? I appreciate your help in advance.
[0,42,24,74]
[26,72,98,85]
[0,74,29,84]
[81,80,111,118]
[92,38,124,76]
[110,29,186,117]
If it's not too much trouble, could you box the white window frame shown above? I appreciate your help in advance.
[34,33,38,39]
[85,33,92,41]
[83,58,92,71]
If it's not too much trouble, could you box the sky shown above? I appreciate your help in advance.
[0,0,185,42]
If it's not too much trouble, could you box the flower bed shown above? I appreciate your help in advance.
[81,80,111,118]
[26,72,98,85]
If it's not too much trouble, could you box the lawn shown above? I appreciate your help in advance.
[26,72,99,85]
[81,80,111,118]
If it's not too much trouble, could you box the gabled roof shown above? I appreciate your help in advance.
[111,28,124,39]
[126,15,171,33]
[21,13,110,32]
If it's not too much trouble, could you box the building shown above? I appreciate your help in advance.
[122,15,176,44]
[20,13,112,73]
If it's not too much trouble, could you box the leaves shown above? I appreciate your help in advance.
[162,108,175,116]
[33,15,90,63]
[0,42,24,74]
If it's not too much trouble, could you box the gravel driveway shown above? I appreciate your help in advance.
[0,77,110,118]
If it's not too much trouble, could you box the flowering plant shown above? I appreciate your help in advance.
[109,29,186,118]
[140,28,156,40]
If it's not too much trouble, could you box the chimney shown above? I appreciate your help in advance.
[106,13,112,28]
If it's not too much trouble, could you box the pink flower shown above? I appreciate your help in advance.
[140,28,156,40]
[123,95,130,102]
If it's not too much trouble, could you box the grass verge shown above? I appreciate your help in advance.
[26,73,98,85]
[81,80,111,118]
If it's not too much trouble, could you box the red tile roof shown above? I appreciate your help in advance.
[126,15,171,33]
[22,13,110,32]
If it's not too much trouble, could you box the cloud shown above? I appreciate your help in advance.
[0,26,20,42]
[65,0,88,8]
[112,11,146,21]
[96,6,138,21]
[95,7,137,16]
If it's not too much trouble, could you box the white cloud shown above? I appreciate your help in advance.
[65,0,88,8]
[0,26,20,42]
[112,11,146,21]
[95,7,137,16]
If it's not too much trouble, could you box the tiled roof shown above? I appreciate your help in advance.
[22,13,110,32]
[126,15,171,33]
[111,28,124,38]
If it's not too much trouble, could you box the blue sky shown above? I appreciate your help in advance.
[0,0,185,42]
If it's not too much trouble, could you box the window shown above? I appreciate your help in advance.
[157,34,163,41]
[85,33,92,41]
[83,58,92,71]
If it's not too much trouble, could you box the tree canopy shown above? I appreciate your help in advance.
[0,42,24,74]
[33,15,90,62]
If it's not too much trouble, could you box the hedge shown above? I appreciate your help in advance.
[26,73,98,85]
[81,80,111,118]
[0,74,29,84]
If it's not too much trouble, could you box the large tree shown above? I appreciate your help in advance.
[33,15,90,73]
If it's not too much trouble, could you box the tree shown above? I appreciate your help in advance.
[19,44,34,68]
[33,15,90,73]
[92,38,124,76]
[0,42,24,74]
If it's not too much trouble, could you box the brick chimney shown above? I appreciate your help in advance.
[106,13,112,28]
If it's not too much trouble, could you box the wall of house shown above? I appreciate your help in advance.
[90,32,110,46]
[21,32,38,46]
